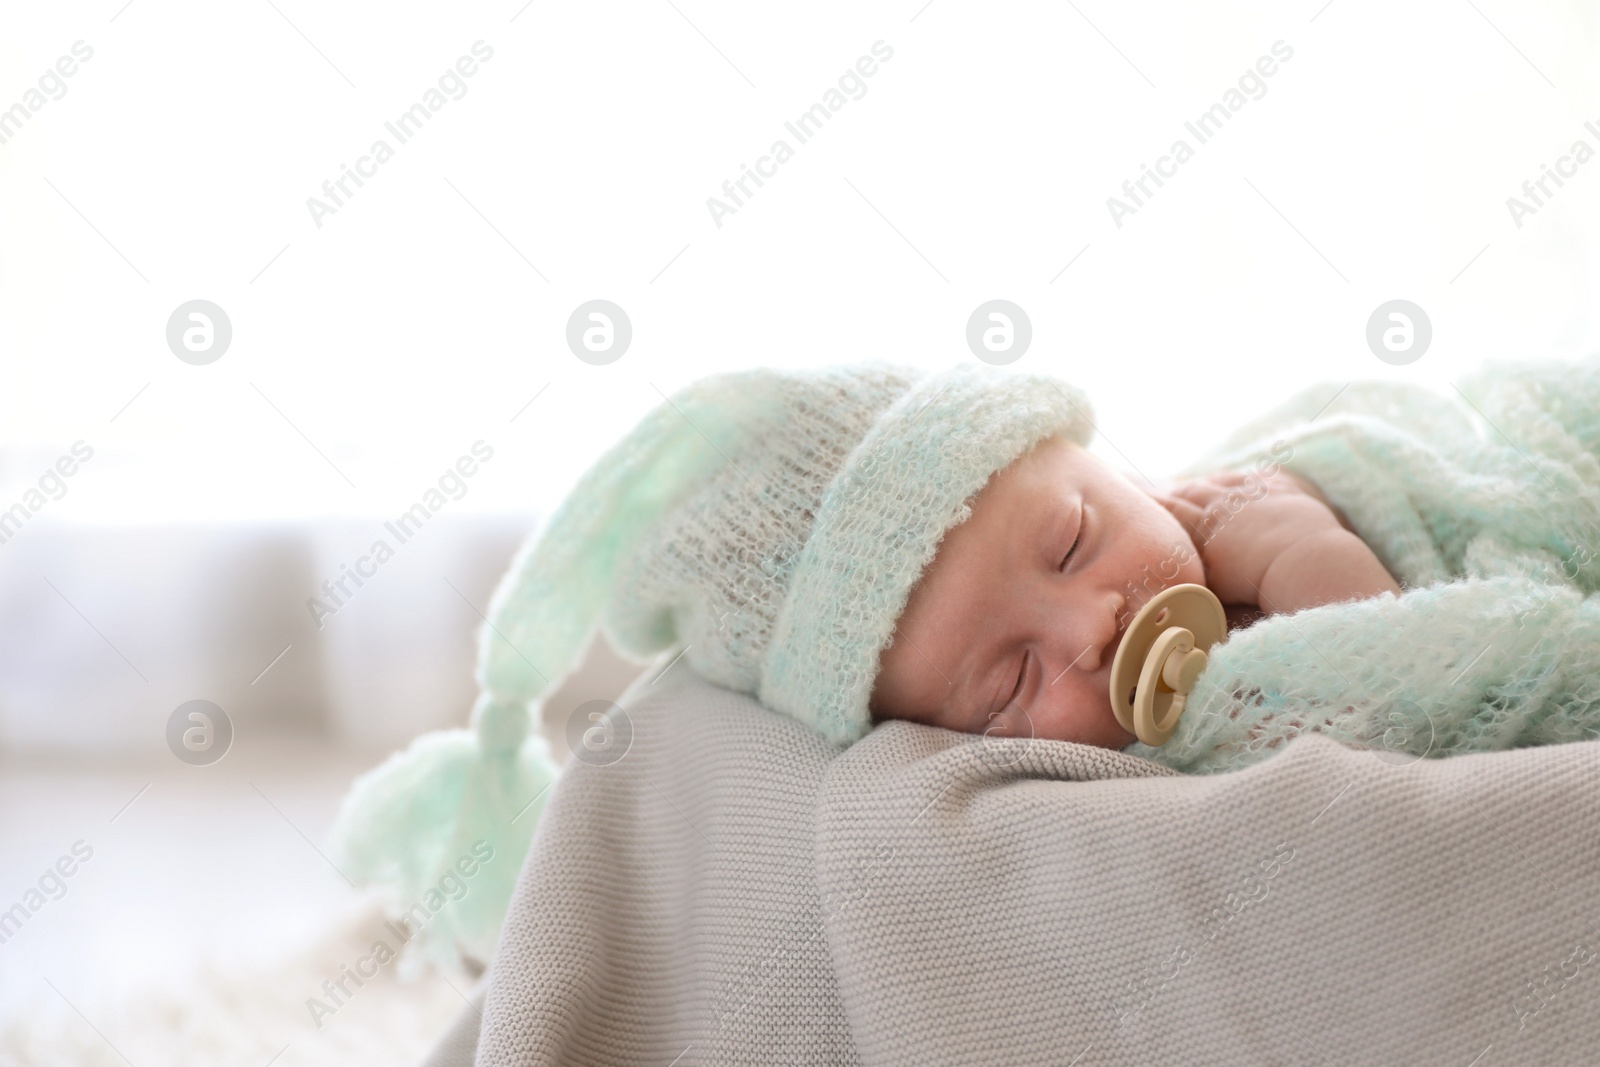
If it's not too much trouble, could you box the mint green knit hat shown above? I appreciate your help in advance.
[327,361,1096,966]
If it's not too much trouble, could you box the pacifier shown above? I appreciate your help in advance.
[1107,583,1227,746]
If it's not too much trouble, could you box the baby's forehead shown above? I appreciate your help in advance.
[992,436,1103,492]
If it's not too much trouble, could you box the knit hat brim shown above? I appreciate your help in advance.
[758,366,1098,745]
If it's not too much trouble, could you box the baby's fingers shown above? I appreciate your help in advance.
[1155,492,1209,538]
[1166,477,1228,509]
[1203,469,1259,488]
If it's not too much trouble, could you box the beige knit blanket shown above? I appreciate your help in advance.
[420,668,1600,1066]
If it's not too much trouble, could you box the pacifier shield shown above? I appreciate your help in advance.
[1108,583,1227,745]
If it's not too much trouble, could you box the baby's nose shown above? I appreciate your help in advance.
[1051,595,1127,681]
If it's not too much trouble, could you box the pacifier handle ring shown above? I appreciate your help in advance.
[1107,583,1227,747]
[1133,627,1196,747]
[1158,692,1186,731]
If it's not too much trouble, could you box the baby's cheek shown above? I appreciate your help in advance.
[1033,687,1128,749]
[1165,538,1207,587]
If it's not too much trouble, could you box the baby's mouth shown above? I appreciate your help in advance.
[1103,610,1134,694]
[1112,610,1131,656]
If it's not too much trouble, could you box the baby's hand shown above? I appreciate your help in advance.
[1152,469,1345,607]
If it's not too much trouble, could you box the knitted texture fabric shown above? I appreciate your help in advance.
[603,364,918,701]
[1124,351,1600,772]
[327,362,1095,967]
[421,669,1600,1066]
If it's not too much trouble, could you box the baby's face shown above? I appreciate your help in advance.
[870,435,1205,748]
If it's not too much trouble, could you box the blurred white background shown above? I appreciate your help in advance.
[3,0,1598,752]
[2,0,1598,517]
[2,0,1598,1061]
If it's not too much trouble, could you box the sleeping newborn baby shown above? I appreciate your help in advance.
[330,359,1599,968]
[869,435,1402,749]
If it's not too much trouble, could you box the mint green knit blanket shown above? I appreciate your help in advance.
[1124,352,1600,773]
